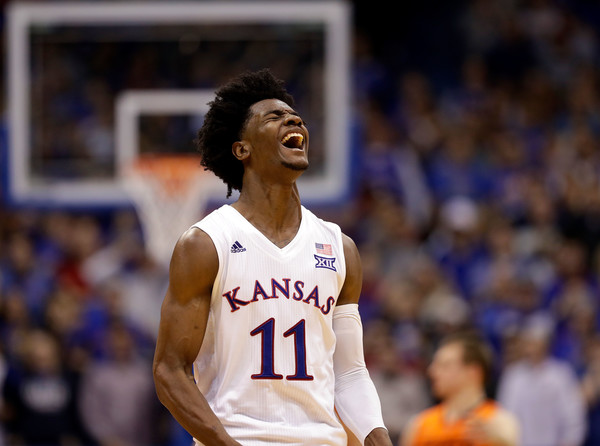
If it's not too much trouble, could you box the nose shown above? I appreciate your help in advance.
[284,114,302,126]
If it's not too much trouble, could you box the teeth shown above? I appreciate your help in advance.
[281,132,304,145]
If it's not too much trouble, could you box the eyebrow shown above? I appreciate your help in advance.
[264,108,300,118]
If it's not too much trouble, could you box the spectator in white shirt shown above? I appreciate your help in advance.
[497,313,586,446]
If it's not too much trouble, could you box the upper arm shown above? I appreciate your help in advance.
[337,233,362,306]
[153,227,219,375]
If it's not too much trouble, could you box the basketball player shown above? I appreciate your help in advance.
[401,333,519,446]
[153,69,392,446]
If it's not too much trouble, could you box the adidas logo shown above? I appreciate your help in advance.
[230,241,247,253]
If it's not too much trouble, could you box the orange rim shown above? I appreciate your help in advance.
[126,154,204,197]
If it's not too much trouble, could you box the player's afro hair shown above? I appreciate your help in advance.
[196,68,295,198]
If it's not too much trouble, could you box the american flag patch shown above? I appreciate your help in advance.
[315,243,332,255]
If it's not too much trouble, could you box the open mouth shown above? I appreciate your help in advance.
[281,132,304,149]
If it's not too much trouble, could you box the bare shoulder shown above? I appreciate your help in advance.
[341,232,360,260]
[168,227,218,301]
[172,226,217,263]
[338,232,362,306]
[341,232,361,276]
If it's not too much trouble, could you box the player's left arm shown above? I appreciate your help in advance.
[333,233,393,446]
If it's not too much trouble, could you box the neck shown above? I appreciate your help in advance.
[233,172,302,247]
[443,386,486,422]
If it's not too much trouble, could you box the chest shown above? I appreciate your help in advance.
[215,227,343,316]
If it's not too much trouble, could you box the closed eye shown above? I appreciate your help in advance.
[265,109,306,126]
[265,110,286,119]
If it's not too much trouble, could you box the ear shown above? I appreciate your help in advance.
[232,141,250,162]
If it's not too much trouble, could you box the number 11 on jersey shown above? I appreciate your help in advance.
[250,318,314,381]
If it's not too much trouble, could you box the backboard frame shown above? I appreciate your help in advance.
[6,1,352,208]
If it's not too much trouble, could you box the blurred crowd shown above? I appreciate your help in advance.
[2,0,600,445]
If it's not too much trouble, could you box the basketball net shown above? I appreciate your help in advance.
[122,155,219,267]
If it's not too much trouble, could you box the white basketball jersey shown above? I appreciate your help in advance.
[191,204,347,446]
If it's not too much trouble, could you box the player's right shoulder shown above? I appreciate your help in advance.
[174,226,216,260]
[169,227,218,291]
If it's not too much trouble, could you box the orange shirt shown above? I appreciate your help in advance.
[411,400,499,446]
